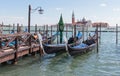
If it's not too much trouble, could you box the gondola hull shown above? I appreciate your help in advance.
[39,31,82,55]
[43,44,66,54]
[68,43,96,56]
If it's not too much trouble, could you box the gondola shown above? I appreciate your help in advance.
[41,32,82,54]
[67,34,97,56]
[43,43,66,54]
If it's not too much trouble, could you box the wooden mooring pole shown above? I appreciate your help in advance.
[86,25,88,38]
[44,25,45,33]
[13,24,15,33]
[116,24,118,45]
[0,37,2,50]
[72,26,73,37]
[82,25,84,41]
[99,24,101,43]
[0,22,3,34]
[74,24,76,41]
[39,28,41,33]
[51,25,52,43]
[46,25,48,43]
[28,24,32,54]
[0,23,3,51]
[14,36,18,64]
[21,24,23,32]
[97,24,99,53]
[17,23,19,33]
[66,24,68,37]
[35,24,37,33]
[9,24,10,34]
[57,24,58,44]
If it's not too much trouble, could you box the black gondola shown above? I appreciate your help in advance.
[43,44,66,54]
[42,36,81,54]
[68,42,96,56]
[38,31,82,55]
[67,34,97,56]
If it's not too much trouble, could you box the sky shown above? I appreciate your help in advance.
[0,0,120,26]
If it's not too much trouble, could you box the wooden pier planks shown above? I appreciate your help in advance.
[0,49,14,63]
[0,44,40,64]
[0,32,44,64]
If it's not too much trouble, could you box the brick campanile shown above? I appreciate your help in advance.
[72,11,75,25]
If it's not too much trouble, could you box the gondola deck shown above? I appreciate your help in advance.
[68,42,96,56]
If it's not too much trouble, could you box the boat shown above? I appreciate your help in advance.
[67,33,97,56]
[37,32,65,55]
[41,31,82,54]
[43,43,66,54]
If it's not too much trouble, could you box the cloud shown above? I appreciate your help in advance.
[0,16,24,20]
[113,8,120,12]
[56,8,63,11]
[100,3,107,7]
[0,16,25,25]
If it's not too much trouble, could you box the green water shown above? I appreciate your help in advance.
[0,32,120,76]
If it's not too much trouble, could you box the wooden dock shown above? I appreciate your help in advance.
[0,32,42,64]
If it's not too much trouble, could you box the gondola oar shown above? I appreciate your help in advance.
[63,36,71,56]
[37,32,46,55]
[37,33,56,58]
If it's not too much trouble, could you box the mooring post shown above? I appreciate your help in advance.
[57,24,59,44]
[97,24,99,53]
[39,28,41,33]
[86,25,88,38]
[51,25,52,43]
[0,24,1,34]
[1,22,3,34]
[35,24,37,33]
[9,24,11,34]
[46,25,48,43]
[14,36,18,64]
[74,24,76,41]
[0,38,2,50]
[0,23,3,50]
[41,26,42,33]
[44,25,45,33]
[0,22,3,34]
[116,24,118,45]
[42,26,43,33]
[13,24,15,33]
[99,23,101,43]
[66,24,67,37]
[21,24,23,32]
[72,26,73,37]
[29,34,32,54]
[28,23,32,54]
[82,25,84,41]
[17,23,20,33]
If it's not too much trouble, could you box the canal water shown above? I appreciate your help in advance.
[0,32,120,76]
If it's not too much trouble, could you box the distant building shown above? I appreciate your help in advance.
[71,11,92,27]
[92,22,109,27]
[75,18,92,27]
[52,12,92,28]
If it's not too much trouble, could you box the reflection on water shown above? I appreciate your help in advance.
[0,32,120,76]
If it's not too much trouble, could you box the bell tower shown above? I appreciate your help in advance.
[72,11,75,25]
